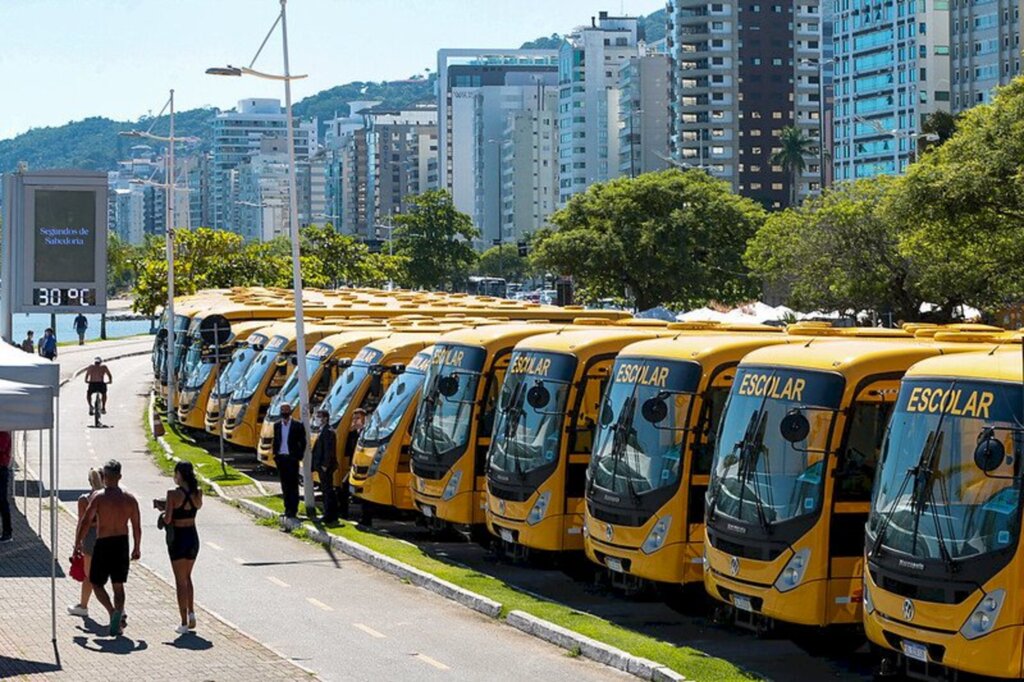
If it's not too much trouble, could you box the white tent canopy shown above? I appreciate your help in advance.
[0,341,59,390]
[0,378,54,430]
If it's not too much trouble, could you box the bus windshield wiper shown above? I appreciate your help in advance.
[709,409,760,522]
[500,382,527,480]
[867,432,929,561]
[908,430,957,572]
[737,411,773,534]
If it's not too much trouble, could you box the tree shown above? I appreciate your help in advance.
[918,111,958,155]
[300,223,373,288]
[107,232,143,295]
[475,245,529,281]
[392,190,479,290]
[770,126,815,208]
[745,177,923,320]
[531,169,764,311]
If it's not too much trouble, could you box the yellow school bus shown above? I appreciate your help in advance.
[865,342,1024,680]
[702,336,996,642]
[409,323,578,532]
[255,325,394,469]
[177,320,273,430]
[220,322,342,449]
[484,328,665,555]
[321,331,445,497]
[350,347,435,519]
[583,332,791,589]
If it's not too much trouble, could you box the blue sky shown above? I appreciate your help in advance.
[0,0,663,140]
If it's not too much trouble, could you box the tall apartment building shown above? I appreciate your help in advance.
[950,0,1023,113]
[558,12,640,206]
[211,98,315,233]
[322,102,379,234]
[667,0,823,208]
[500,86,559,243]
[369,105,438,222]
[617,50,671,178]
[436,49,558,240]
[183,153,212,229]
[107,144,189,244]
[831,0,950,180]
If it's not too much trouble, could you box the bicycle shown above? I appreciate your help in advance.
[92,392,103,428]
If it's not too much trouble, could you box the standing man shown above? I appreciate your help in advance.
[38,328,57,361]
[340,408,368,519]
[20,330,35,354]
[74,313,89,345]
[310,408,338,523]
[74,459,142,636]
[272,403,306,519]
[0,431,12,543]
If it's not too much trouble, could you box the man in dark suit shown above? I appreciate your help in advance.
[310,408,338,523]
[272,403,307,518]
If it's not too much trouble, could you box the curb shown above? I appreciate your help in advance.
[505,611,687,682]
[234,498,502,619]
[147,393,232,498]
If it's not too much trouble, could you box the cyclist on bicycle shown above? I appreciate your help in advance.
[85,357,113,416]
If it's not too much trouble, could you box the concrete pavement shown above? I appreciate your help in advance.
[46,348,630,681]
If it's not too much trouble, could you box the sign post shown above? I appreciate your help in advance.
[1,170,108,342]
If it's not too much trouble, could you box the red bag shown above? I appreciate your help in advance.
[69,551,86,582]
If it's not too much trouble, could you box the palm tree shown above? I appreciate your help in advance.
[771,126,816,208]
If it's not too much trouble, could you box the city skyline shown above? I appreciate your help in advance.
[0,0,663,140]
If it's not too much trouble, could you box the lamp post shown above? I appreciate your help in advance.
[207,0,319,516]
[119,91,197,424]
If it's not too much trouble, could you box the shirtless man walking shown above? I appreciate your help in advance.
[74,460,141,636]
[84,357,112,415]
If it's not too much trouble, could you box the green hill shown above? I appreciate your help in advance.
[519,8,666,49]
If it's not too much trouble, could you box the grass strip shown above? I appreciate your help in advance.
[253,494,756,681]
[143,404,253,489]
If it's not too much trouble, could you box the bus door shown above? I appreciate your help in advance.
[827,377,899,622]
[687,369,733,543]
[477,352,512,484]
[566,356,615,523]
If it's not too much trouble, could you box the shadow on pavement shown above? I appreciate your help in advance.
[72,635,148,655]
[0,506,68,579]
[163,633,214,650]
[0,655,61,676]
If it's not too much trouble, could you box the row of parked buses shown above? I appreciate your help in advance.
[154,290,1024,681]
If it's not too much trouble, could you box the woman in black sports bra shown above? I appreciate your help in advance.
[161,461,203,634]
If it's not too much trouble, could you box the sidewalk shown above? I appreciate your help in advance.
[0,484,309,680]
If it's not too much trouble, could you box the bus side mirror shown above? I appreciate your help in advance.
[527,382,550,409]
[290,355,299,366]
[438,375,459,397]
[390,364,406,376]
[974,428,1006,473]
[780,409,810,443]
[641,396,668,424]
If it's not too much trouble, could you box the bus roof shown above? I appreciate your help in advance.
[511,328,667,356]
[904,348,1023,383]
[615,334,792,365]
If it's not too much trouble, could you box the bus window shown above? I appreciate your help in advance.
[693,386,730,476]
[837,399,893,502]
[570,362,612,456]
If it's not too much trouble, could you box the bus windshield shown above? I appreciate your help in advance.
[411,344,486,465]
[268,353,329,420]
[215,344,260,397]
[231,347,282,402]
[185,360,215,390]
[360,365,429,447]
[323,362,371,428]
[710,367,843,530]
[870,379,1022,563]
[589,358,701,501]
[489,351,576,478]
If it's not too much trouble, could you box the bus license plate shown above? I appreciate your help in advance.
[733,595,753,612]
[421,505,434,518]
[605,557,625,573]
[902,640,928,663]
[499,528,514,543]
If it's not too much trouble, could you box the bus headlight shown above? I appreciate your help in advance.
[641,515,672,555]
[526,491,551,526]
[442,470,463,501]
[367,447,385,476]
[774,548,811,592]
[863,578,874,615]
[960,589,1005,640]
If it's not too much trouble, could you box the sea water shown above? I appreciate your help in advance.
[11,312,154,344]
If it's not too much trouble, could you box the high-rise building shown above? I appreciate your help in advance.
[211,98,316,233]
[107,144,189,243]
[950,0,1023,113]
[436,49,559,238]
[667,0,823,208]
[617,49,671,178]
[368,104,438,225]
[322,102,378,234]
[183,153,212,229]
[831,1,950,180]
[558,12,640,206]
[500,86,559,244]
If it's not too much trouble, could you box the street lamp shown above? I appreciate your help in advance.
[208,0,318,516]
[118,89,191,424]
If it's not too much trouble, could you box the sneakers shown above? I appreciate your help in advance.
[0,534,12,543]
[109,610,123,636]
[175,624,190,635]
[67,604,89,617]
[187,611,196,629]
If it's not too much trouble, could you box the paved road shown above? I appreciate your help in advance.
[54,349,628,681]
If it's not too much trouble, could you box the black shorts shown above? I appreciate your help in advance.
[87,382,107,396]
[167,525,200,562]
[90,535,130,585]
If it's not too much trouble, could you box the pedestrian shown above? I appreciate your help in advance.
[74,313,89,345]
[156,461,202,634]
[67,468,104,616]
[0,431,12,543]
[310,408,338,523]
[340,408,368,519]
[38,328,57,361]
[272,403,306,519]
[20,330,34,354]
[74,459,142,636]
